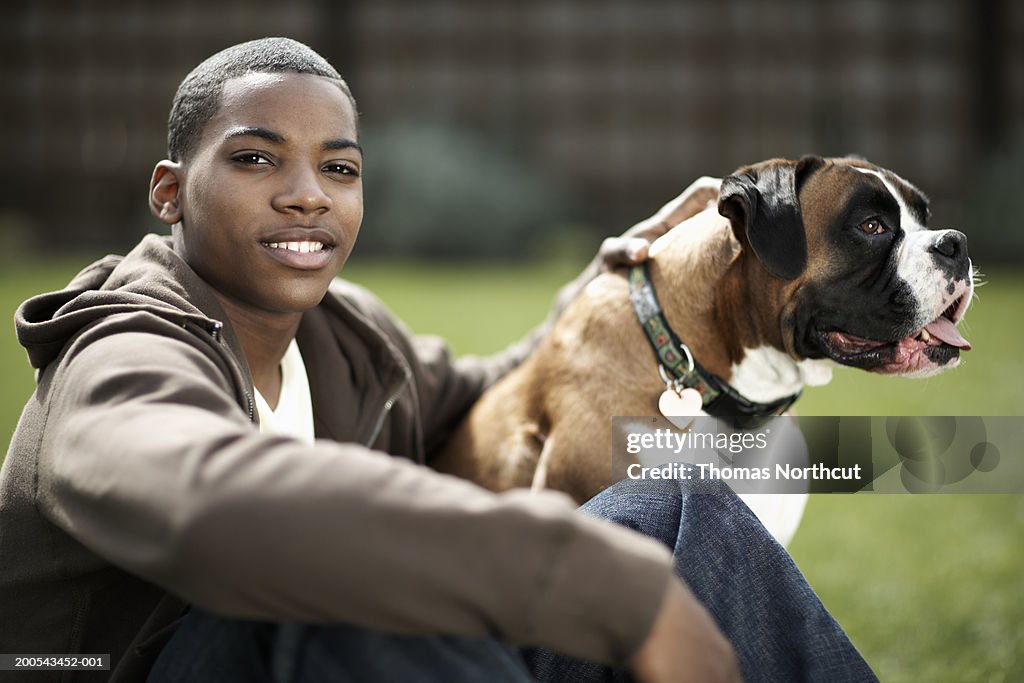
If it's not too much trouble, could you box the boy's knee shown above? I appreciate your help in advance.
[579,477,755,549]
[579,478,686,548]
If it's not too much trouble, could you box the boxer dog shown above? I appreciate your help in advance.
[433,156,973,535]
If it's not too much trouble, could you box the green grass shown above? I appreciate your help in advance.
[2,256,1022,681]
[789,494,1024,682]
[1,260,87,446]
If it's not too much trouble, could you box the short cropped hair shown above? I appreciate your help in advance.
[167,37,357,162]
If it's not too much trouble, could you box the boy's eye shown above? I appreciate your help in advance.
[232,152,272,166]
[323,162,360,177]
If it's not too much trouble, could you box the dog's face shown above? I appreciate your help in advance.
[719,156,973,377]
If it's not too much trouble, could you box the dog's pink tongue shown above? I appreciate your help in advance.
[925,317,972,350]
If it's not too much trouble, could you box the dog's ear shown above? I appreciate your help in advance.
[718,155,825,280]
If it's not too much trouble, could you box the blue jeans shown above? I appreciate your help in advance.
[149,479,877,682]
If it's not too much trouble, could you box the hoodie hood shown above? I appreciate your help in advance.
[16,235,240,372]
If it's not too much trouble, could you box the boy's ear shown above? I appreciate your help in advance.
[149,161,184,225]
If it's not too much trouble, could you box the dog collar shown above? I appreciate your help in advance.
[628,262,799,428]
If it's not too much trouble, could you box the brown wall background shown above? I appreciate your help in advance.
[2,0,1021,259]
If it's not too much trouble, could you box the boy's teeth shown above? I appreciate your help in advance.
[265,241,325,253]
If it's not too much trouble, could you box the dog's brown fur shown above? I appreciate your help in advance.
[432,208,749,503]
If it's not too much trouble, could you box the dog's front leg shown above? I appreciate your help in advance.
[530,431,556,492]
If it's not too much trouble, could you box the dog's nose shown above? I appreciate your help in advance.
[930,230,968,262]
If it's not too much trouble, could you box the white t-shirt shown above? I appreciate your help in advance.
[253,339,316,446]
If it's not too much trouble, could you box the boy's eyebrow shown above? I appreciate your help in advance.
[224,126,284,144]
[323,138,363,155]
[223,127,362,155]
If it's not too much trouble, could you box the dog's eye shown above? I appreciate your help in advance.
[858,219,887,235]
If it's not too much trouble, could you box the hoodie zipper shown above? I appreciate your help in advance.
[244,390,256,423]
[200,319,255,423]
[365,371,410,447]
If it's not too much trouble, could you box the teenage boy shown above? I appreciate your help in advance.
[0,38,875,682]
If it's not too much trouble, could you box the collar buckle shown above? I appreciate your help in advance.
[658,363,686,396]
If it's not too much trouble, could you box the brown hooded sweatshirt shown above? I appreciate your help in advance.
[0,235,672,681]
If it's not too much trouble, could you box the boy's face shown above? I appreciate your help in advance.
[157,72,363,316]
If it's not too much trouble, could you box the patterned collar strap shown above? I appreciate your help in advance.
[628,262,800,428]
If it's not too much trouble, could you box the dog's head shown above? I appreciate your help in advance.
[718,155,973,377]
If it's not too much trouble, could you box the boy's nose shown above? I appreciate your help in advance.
[272,165,332,214]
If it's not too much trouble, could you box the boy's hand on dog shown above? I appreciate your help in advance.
[599,176,721,268]
[631,578,743,683]
[547,176,720,331]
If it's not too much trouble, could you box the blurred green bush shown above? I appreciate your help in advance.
[354,122,575,259]
[964,138,1024,261]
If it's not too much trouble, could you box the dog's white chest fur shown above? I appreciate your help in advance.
[728,347,835,403]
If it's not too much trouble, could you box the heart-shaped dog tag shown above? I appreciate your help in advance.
[659,388,702,430]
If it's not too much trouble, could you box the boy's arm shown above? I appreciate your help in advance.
[39,325,673,666]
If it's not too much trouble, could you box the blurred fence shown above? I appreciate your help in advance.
[2,0,1021,260]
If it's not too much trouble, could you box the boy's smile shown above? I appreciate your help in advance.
[154,71,363,319]
[259,225,336,270]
